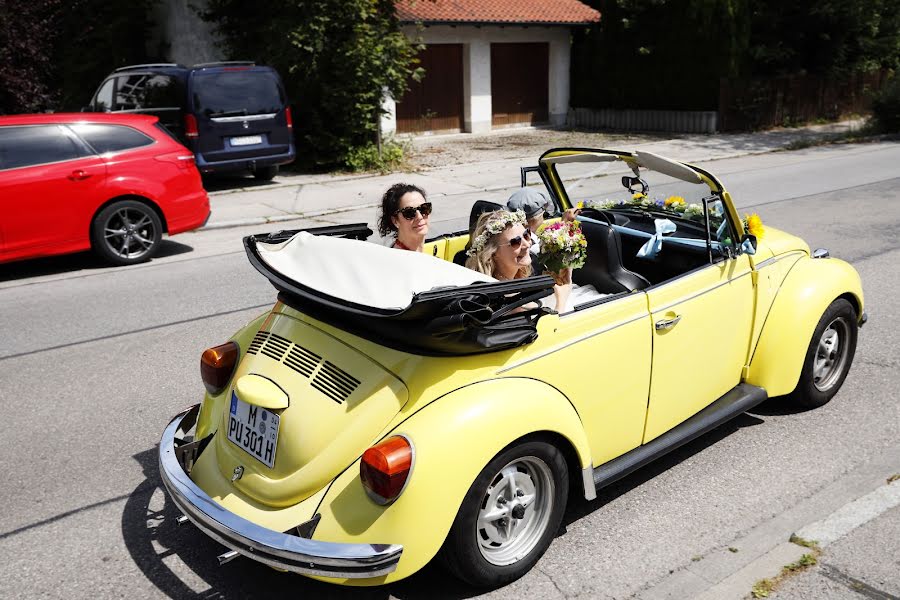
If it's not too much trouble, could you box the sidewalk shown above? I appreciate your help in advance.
[202,119,867,231]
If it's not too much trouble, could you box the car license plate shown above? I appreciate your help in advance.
[227,392,279,468]
[230,135,263,146]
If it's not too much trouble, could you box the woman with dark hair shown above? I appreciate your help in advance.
[377,183,432,252]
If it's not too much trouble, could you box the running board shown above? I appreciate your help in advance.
[593,383,768,490]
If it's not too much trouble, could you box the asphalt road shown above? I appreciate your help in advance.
[0,143,898,599]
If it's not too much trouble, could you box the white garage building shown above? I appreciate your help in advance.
[384,0,601,136]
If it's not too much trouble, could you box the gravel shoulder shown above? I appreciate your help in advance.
[404,127,665,169]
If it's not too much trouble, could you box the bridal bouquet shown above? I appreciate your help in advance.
[537,220,588,274]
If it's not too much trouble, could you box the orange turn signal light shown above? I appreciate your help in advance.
[360,436,414,505]
[200,341,239,394]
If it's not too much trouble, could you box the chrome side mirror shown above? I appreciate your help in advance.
[740,234,757,256]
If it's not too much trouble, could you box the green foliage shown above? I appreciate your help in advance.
[203,0,419,167]
[52,0,157,110]
[746,0,900,77]
[0,0,61,113]
[344,139,405,172]
[571,0,750,111]
[571,0,900,113]
[872,75,900,132]
[0,0,157,114]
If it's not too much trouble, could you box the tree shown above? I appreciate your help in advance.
[203,0,420,166]
[747,0,900,77]
[0,0,60,114]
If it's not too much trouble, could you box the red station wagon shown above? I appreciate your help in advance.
[0,113,210,266]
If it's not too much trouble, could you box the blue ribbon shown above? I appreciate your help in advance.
[637,219,677,259]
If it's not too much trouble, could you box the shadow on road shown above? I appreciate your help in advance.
[122,413,768,599]
[561,412,765,527]
[122,447,479,599]
[0,240,194,283]
[201,173,281,193]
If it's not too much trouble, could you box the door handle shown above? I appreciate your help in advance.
[655,314,682,331]
[68,170,91,181]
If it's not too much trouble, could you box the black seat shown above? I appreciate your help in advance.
[453,200,504,266]
[574,212,651,293]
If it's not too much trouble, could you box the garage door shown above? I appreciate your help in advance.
[491,43,549,127]
[396,44,464,134]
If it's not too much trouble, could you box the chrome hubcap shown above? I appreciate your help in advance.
[104,208,156,259]
[813,317,850,392]
[477,456,554,566]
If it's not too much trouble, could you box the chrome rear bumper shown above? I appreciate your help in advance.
[158,405,402,578]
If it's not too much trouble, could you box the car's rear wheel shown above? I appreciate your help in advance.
[789,298,858,409]
[253,165,278,181]
[440,439,568,588]
[91,199,162,266]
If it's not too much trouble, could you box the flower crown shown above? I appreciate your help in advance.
[466,210,527,257]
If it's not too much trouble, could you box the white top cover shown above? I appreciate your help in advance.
[256,232,496,311]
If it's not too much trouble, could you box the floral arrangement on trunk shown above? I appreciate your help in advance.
[537,220,588,273]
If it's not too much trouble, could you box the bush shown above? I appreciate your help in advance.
[872,76,900,133]
[345,140,405,173]
[203,0,420,168]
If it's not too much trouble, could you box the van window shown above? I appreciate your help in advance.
[191,71,284,117]
[94,79,115,111]
[68,124,155,154]
[0,125,90,170]
[115,74,182,111]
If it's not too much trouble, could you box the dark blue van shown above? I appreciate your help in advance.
[88,62,295,180]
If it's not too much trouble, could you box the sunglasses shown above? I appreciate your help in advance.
[507,229,532,248]
[394,202,433,220]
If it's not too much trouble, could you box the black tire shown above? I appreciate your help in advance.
[789,298,858,409]
[253,165,278,181]
[91,199,162,266]
[439,439,568,588]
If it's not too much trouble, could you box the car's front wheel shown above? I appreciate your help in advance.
[789,298,858,409]
[440,439,568,588]
[91,199,162,266]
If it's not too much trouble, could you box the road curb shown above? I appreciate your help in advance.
[635,442,900,600]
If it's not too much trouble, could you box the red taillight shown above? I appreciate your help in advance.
[360,436,413,505]
[285,106,293,130]
[200,341,239,394]
[155,153,196,170]
[184,114,199,139]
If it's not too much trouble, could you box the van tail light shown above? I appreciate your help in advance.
[360,436,413,505]
[184,114,199,139]
[201,341,239,394]
[285,106,294,130]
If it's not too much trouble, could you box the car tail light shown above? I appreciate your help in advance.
[155,152,196,170]
[201,341,239,394]
[184,114,199,139]
[285,106,293,130]
[360,436,414,505]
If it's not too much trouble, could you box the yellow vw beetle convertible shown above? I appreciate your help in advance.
[159,148,865,588]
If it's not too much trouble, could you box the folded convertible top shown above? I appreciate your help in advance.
[244,224,554,355]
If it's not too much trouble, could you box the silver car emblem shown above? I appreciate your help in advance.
[231,466,244,482]
[242,121,249,129]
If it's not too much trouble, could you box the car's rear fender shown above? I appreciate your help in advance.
[746,256,863,397]
[307,377,592,586]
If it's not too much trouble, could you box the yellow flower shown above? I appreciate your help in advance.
[632,192,645,200]
[744,213,765,239]
[665,196,685,207]
[576,201,584,209]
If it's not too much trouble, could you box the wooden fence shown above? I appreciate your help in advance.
[718,70,889,131]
